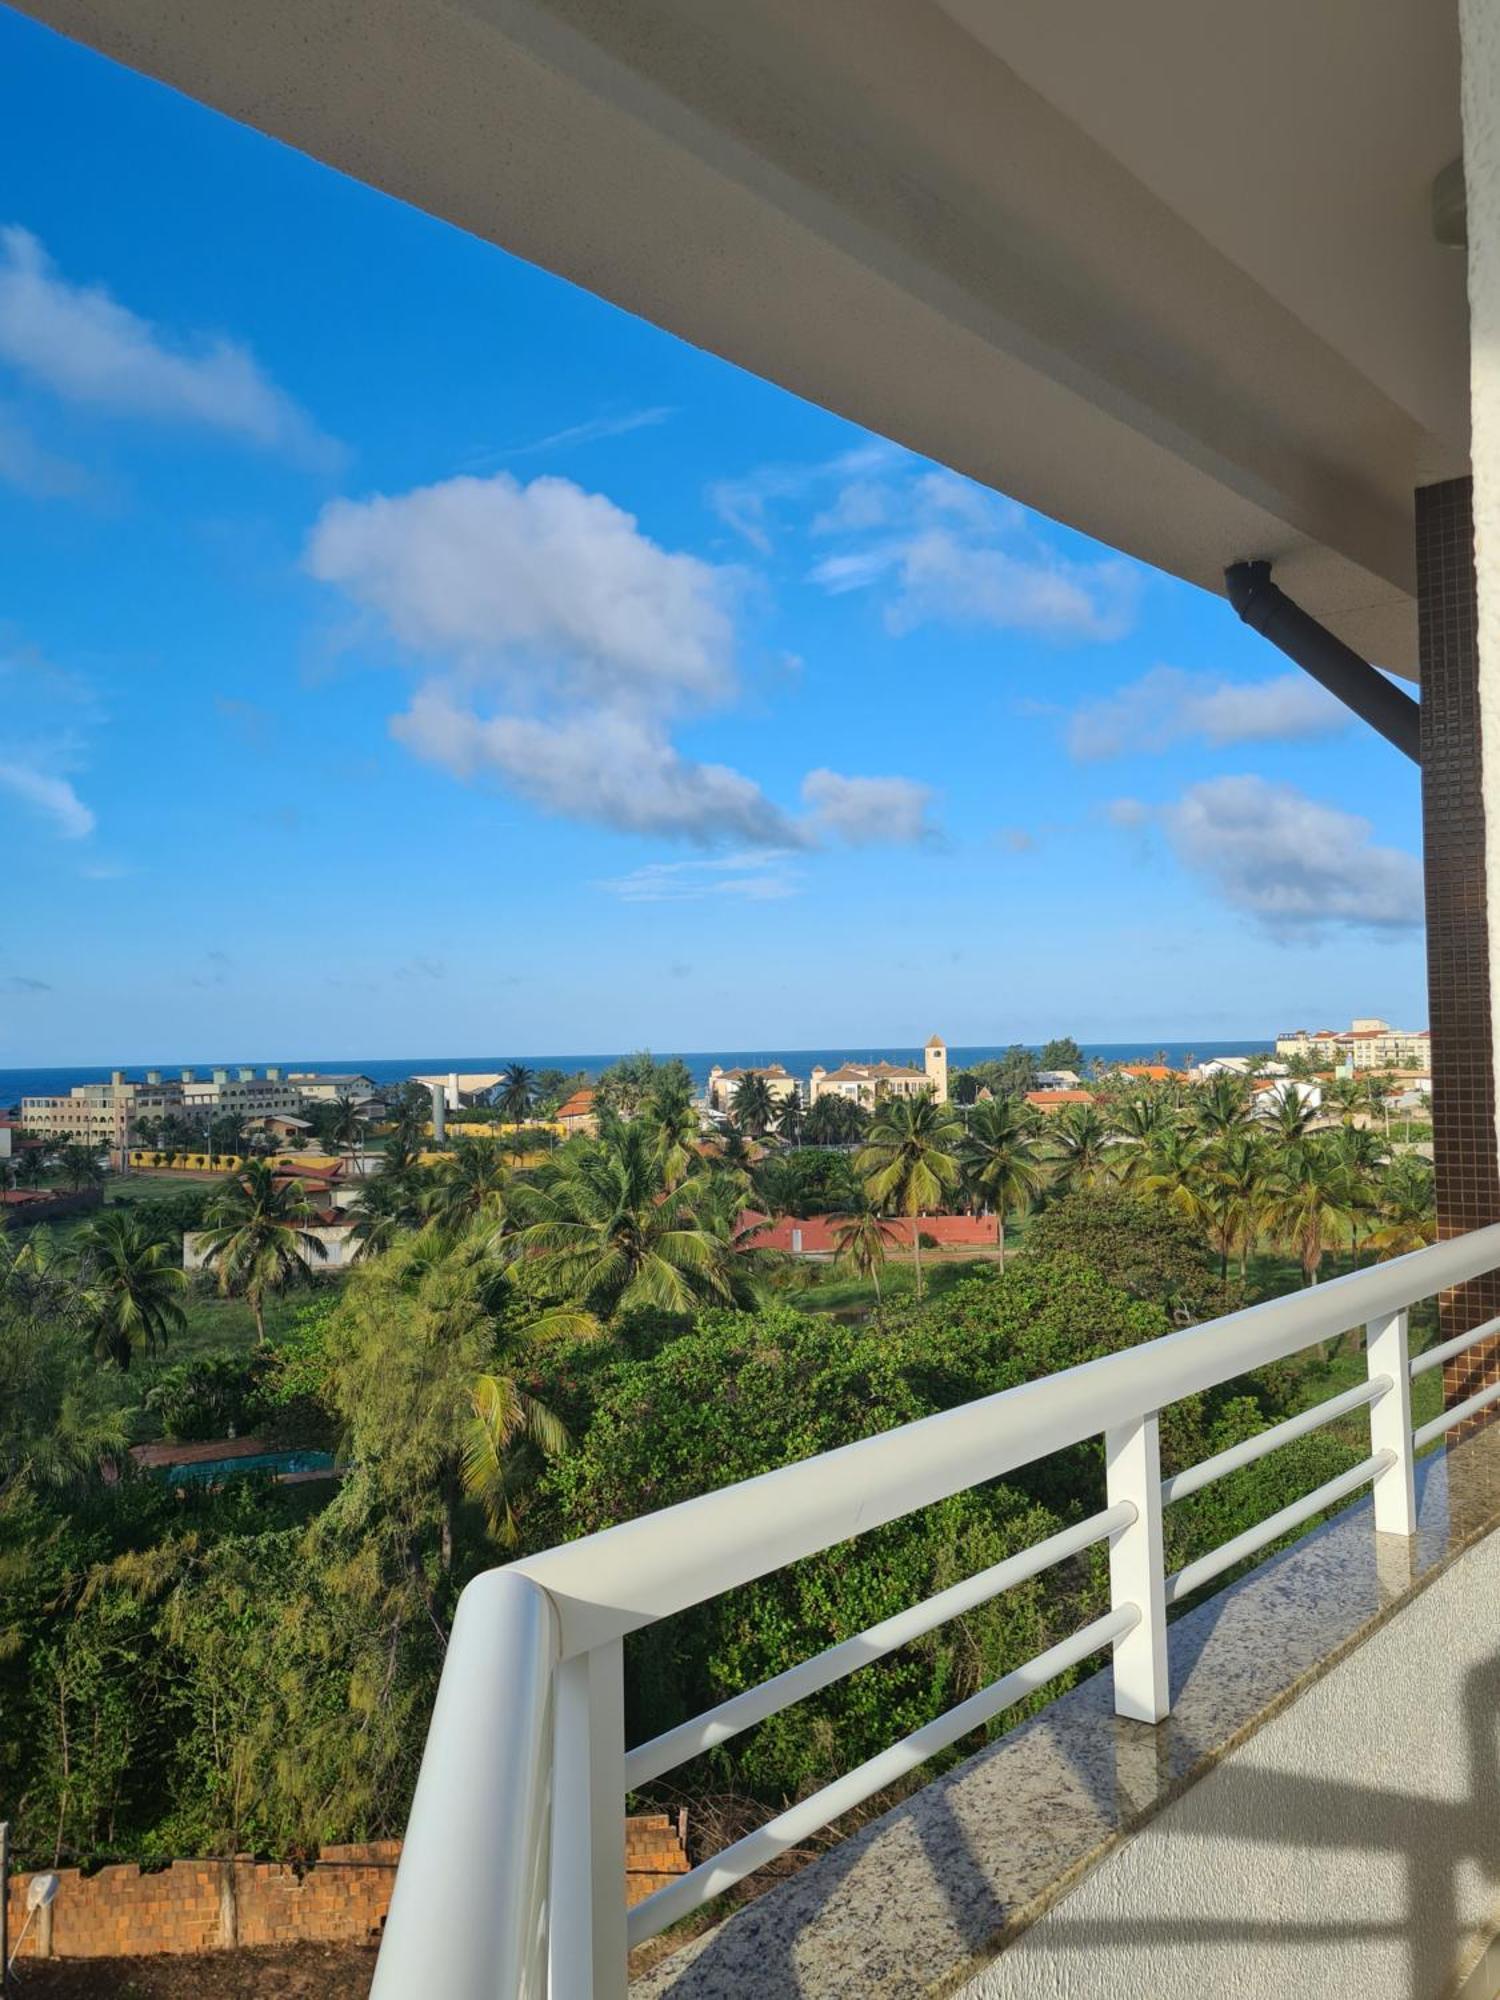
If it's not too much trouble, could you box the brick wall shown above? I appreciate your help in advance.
[7,1819,687,1960]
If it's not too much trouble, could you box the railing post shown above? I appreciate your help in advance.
[1367,1308,1417,1534]
[551,1638,628,2000]
[1104,1413,1169,1722]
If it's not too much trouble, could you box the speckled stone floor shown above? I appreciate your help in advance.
[631,1425,1500,1998]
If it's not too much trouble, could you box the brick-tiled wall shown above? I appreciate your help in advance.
[1416,478,1500,1418]
[6,1818,687,1960]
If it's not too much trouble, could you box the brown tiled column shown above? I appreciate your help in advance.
[1416,476,1500,1412]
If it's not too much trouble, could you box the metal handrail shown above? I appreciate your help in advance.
[372,1223,1500,2000]
[512,1226,1500,1657]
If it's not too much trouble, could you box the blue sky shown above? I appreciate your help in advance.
[0,8,1429,1065]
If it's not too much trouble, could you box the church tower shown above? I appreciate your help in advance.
[924,1034,948,1101]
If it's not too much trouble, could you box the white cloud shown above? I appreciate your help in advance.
[1158,776,1424,937]
[392,691,799,846]
[0,226,334,463]
[1106,797,1151,829]
[1067,665,1347,759]
[491,406,675,460]
[306,472,735,711]
[310,469,937,849]
[801,768,937,846]
[708,445,894,554]
[0,760,94,838]
[597,851,802,903]
[802,461,1137,644]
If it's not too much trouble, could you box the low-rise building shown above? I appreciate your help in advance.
[1025,1088,1096,1115]
[288,1071,381,1105]
[21,1069,185,1146]
[556,1088,599,1138]
[706,1063,799,1115]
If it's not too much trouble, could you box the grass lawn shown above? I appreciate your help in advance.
[96,1285,332,1440]
[792,1255,997,1317]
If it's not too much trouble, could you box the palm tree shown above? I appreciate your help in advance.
[496,1063,538,1124]
[347,1173,421,1260]
[329,1094,368,1176]
[959,1097,1044,1267]
[855,1095,963,1300]
[424,1136,512,1233]
[803,1094,868,1148]
[1261,1139,1353,1286]
[511,1120,741,1317]
[56,1142,103,1193]
[1262,1086,1319,1145]
[1203,1130,1267,1279]
[1138,1125,1210,1228]
[198,1160,327,1341]
[1323,1075,1368,1126]
[1046,1103,1116,1194]
[1368,1155,1437,1259]
[74,1212,187,1373]
[1191,1071,1252,1140]
[14,1147,50,1190]
[731,1072,777,1137]
[640,1086,702,1193]
[830,1206,899,1301]
[1112,1092,1178,1182]
[774,1089,804,1145]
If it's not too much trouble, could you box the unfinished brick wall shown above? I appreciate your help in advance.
[7,1819,686,1960]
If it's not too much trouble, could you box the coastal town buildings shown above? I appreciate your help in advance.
[21,1065,365,1142]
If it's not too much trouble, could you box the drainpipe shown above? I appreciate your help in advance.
[1224,560,1421,764]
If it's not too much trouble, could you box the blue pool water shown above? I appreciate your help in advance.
[156,1448,336,1487]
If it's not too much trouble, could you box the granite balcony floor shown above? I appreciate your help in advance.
[631,1424,1500,1999]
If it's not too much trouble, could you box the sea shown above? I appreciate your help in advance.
[0,1041,1265,1111]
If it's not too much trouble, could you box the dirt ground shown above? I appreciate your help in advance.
[11,1942,377,1998]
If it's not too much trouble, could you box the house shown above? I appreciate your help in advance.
[1025,1088,1096,1115]
[242,1112,313,1140]
[288,1071,381,1104]
[555,1088,598,1138]
[706,1063,799,1115]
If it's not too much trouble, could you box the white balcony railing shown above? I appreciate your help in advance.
[369,1225,1500,2000]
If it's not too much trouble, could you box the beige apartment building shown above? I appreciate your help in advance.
[1275,1019,1432,1072]
[705,1063,800,1115]
[22,1065,308,1142]
[21,1070,184,1145]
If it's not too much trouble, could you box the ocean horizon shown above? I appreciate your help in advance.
[0,1039,1267,1108]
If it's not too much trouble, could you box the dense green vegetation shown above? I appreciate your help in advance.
[0,1056,1440,1875]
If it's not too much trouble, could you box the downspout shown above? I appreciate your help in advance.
[1224,559,1421,764]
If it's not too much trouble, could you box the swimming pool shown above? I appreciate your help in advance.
[154,1448,337,1487]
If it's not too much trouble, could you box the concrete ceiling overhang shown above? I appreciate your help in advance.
[17,0,1469,677]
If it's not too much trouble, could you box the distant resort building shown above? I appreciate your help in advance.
[1274,1019,1431,1072]
[809,1036,948,1110]
[706,1063,800,1116]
